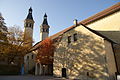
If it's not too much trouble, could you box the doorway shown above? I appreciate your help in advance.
[62,68,66,77]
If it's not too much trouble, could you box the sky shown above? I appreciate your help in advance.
[0,0,119,44]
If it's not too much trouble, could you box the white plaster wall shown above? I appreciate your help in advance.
[88,11,120,31]
[40,32,48,41]
[24,52,36,73]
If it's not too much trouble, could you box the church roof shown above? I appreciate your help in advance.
[31,2,120,51]
[50,2,120,41]
[26,7,33,20]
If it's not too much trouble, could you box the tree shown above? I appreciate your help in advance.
[36,38,55,64]
[7,25,23,45]
[0,25,31,65]
[0,13,8,62]
[0,30,8,61]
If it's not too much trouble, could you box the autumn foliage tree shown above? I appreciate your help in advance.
[36,38,55,64]
[0,25,31,65]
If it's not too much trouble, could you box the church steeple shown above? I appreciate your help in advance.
[40,13,50,41]
[42,13,48,25]
[24,7,34,47]
[26,7,33,20]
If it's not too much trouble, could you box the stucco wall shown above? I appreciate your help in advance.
[24,27,33,47]
[104,40,117,80]
[24,52,36,73]
[114,45,120,73]
[88,11,120,31]
[53,7,119,80]
[87,11,120,43]
[53,25,115,80]
[40,32,48,41]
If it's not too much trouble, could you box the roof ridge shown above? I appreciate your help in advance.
[32,2,120,50]
[50,2,120,39]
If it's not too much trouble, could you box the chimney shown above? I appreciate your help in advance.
[73,19,78,26]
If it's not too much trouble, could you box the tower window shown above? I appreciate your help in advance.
[46,28,49,32]
[43,29,45,32]
[73,33,77,41]
[68,36,71,44]
[26,23,28,27]
[29,23,33,28]
[31,54,34,59]
[30,24,32,27]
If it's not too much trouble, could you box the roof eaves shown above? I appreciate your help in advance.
[50,3,120,40]
[79,2,120,25]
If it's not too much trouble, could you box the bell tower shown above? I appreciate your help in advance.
[40,13,50,41]
[24,7,34,47]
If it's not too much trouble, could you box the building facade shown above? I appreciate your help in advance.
[23,7,34,47]
[52,2,120,80]
[35,13,52,75]
[24,8,50,74]
[24,7,35,74]
[40,13,50,41]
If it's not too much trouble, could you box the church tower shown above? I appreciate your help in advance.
[24,7,34,47]
[40,13,50,41]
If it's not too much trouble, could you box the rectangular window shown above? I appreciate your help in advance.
[68,36,71,44]
[29,24,31,27]
[73,33,77,41]
[32,55,34,59]
[27,56,29,60]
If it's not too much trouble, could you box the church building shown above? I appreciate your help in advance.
[24,7,50,74]
[24,2,120,80]
[24,7,35,74]
[23,7,34,48]
[51,2,120,80]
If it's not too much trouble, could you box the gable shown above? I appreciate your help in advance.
[86,10,120,43]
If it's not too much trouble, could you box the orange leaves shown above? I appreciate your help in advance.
[36,38,55,64]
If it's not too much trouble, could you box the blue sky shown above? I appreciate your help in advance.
[0,0,119,44]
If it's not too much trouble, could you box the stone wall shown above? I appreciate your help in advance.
[53,25,116,80]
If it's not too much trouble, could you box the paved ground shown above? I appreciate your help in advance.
[0,75,67,80]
